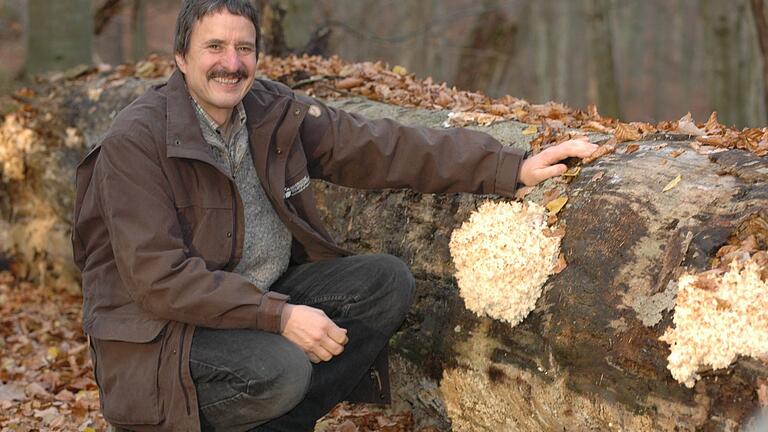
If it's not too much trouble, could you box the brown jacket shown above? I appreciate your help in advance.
[72,70,524,430]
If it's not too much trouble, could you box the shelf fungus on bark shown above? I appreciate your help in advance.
[0,114,38,182]
[660,257,768,388]
[449,200,562,327]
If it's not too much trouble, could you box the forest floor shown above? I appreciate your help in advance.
[0,271,414,432]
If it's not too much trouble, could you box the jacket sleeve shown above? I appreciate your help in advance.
[295,94,526,196]
[93,133,287,332]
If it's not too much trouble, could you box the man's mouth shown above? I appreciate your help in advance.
[208,70,247,86]
[212,76,240,85]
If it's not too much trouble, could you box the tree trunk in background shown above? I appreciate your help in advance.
[280,0,314,51]
[672,0,694,120]
[750,0,768,125]
[254,0,290,56]
[553,0,572,104]
[408,0,434,80]
[702,0,742,127]
[131,0,146,62]
[652,2,667,121]
[587,0,621,118]
[94,0,123,36]
[454,0,517,94]
[531,1,550,103]
[25,0,93,74]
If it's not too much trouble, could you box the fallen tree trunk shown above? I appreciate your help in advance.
[1,73,767,431]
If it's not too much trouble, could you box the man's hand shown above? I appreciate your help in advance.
[518,136,599,187]
[280,304,349,363]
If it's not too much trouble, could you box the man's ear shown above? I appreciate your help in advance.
[175,53,187,74]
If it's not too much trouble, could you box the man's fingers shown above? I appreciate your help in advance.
[536,164,567,181]
[563,139,598,156]
[327,327,348,345]
[308,352,322,363]
[312,345,335,362]
[319,337,345,356]
[571,141,600,158]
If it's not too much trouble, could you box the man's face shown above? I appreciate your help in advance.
[175,10,258,125]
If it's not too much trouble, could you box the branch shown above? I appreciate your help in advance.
[94,0,123,35]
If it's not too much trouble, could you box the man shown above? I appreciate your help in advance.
[71,1,597,431]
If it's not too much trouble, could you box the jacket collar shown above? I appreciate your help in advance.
[163,70,300,168]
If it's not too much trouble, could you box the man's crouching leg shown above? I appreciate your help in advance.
[256,254,416,431]
[190,328,312,431]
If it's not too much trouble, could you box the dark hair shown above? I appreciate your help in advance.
[174,0,260,56]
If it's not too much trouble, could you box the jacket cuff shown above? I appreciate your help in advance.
[494,146,527,196]
[256,291,290,333]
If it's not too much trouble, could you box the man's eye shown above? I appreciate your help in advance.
[238,46,254,53]
[207,44,221,50]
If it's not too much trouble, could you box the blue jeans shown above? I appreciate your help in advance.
[189,254,415,432]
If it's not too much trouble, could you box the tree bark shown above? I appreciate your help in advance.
[587,0,621,118]
[1,75,766,430]
[25,0,93,74]
[131,0,146,62]
[453,0,517,94]
[94,0,123,36]
[254,0,291,57]
[750,0,768,125]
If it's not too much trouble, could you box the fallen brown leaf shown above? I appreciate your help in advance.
[582,120,613,134]
[624,143,640,154]
[662,174,682,192]
[515,186,534,199]
[669,149,686,158]
[336,77,364,90]
[562,166,581,177]
[614,122,642,142]
[590,171,605,182]
[675,113,705,136]
[704,111,723,133]
[543,187,561,204]
[546,196,568,215]
[339,419,359,432]
[583,141,616,164]
[553,253,568,274]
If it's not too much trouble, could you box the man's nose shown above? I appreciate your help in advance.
[221,47,241,71]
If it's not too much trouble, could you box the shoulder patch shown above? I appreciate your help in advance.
[308,105,322,118]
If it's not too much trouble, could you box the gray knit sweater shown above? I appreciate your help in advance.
[191,99,292,289]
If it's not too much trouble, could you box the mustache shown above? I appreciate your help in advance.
[207,69,247,80]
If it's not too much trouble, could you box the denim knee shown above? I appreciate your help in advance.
[365,254,416,323]
[195,341,312,429]
[254,351,312,420]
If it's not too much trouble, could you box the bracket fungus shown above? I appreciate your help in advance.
[660,257,768,388]
[449,200,562,326]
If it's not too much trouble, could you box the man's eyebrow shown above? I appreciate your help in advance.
[203,38,225,46]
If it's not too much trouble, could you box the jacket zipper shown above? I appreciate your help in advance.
[178,324,191,415]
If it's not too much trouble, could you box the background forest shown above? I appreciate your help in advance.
[1,0,767,128]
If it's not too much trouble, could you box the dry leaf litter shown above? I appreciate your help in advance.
[449,201,562,326]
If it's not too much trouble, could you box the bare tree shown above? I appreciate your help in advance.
[25,0,93,74]
[750,0,768,123]
[131,0,146,61]
[587,0,621,118]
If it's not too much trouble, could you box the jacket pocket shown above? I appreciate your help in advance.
[176,204,233,269]
[92,328,167,426]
